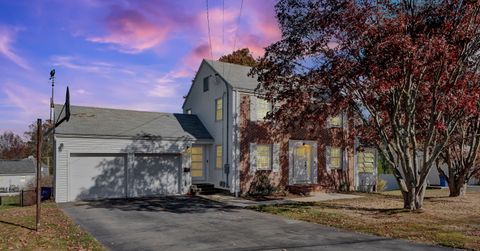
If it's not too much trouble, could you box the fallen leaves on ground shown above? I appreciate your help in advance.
[0,202,104,251]
[253,189,480,250]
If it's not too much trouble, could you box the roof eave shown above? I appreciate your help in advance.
[55,133,213,142]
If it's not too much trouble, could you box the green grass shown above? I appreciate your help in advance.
[0,195,20,206]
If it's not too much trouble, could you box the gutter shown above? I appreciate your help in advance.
[54,134,213,142]
[217,73,230,188]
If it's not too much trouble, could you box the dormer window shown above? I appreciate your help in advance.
[203,77,209,92]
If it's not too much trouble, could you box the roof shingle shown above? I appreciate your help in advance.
[204,60,259,90]
[54,105,213,140]
[0,159,36,175]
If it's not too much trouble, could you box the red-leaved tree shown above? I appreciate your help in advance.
[438,115,480,196]
[252,0,480,210]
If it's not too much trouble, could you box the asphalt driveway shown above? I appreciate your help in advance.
[60,196,451,251]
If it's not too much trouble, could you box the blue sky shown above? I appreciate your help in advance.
[0,0,280,135]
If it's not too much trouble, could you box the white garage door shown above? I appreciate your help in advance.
[130,154,181,197]
[69,153,127,201]
[68,153,182,201]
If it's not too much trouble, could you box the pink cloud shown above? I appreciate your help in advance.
[87,7,171,53]
[0,26,31,70]
[180,0,281,73]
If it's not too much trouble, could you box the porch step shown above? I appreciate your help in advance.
[191,183,222,195]
[287,184,325,196]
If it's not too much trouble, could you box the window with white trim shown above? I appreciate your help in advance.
[256,98,271,121]
[256,144,272,170]
[203,77,209,92]
[216,145,223,169]
[329,115,342,127]
[358,151,375,173]
[329,147,342,169]
[215,98,223,121]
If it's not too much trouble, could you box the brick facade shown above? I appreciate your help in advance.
[239,94,355,195]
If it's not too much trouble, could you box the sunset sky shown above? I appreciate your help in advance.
[0,0,280,135]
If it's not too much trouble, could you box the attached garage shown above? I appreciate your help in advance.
[68,153,127,201]
[54,105,213,203]
[130,153,181,198]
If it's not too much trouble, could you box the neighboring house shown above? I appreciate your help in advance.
[427,164,480,186]
[54,106,212,202]
[54,59,378,202]
[0,158,36,192]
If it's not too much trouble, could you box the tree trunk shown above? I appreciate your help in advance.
[448,180,467,197]
[401,183,427,210]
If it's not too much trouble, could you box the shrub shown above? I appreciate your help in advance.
[377,179,387,192]
[248,173,274,196]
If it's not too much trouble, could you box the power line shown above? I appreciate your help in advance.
[222,0,225,74]
[227,0,244,79]
[222,0,225,49]
[232,0,244,54]
[206,0,214,60]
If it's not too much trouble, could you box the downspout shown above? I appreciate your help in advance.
[216,74,230,188]
[234,90,239,197]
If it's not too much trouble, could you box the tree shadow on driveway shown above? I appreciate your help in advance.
[66,196,238,214]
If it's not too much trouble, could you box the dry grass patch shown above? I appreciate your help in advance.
[253,189,480,250]
[0,202,104,250]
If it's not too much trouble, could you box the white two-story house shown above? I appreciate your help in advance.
[183,60,361,195]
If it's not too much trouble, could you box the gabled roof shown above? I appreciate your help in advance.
[0,159,36,175]
[54,105,213,140]
[182,59,260,108]
[204,60,260,91]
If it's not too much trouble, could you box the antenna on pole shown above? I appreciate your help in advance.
[49,69,55,200]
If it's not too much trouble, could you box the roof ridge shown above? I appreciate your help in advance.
[204,59,253,70]
[54,104,180,115]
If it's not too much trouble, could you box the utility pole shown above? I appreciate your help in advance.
[36,118,42,232]
[49,69,55,199]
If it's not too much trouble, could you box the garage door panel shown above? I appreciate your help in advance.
[69,154,126,201]
[131,154,181,198]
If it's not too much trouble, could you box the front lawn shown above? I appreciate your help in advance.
[0,202,104,250]
[252,189,480,250]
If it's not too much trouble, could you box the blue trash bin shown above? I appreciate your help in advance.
[439,175,447,187]
[41,187,52,201]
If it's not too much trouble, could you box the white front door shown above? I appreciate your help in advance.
[191,146,206,181]
[289,140,318,185]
